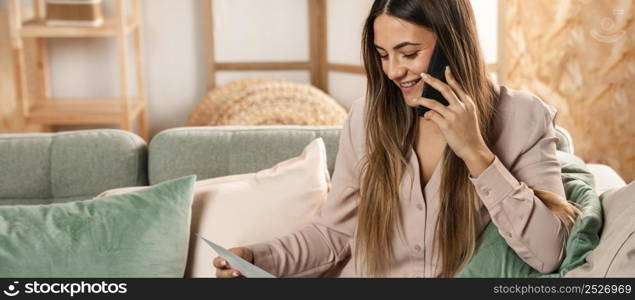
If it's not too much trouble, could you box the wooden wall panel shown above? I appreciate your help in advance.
[501,0,634,182]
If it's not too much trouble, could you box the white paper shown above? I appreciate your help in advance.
[198,235,276,278]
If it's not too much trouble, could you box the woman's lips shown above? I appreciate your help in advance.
[398,77,423,92]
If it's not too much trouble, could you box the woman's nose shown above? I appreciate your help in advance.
[386,60,406,81]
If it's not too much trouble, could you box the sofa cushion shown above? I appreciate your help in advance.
[50,130,148,199]
[0,129,148,205]
[100,138,329,277]
[0,175,195,277]
[566,181,635,277]
[586,164,627,195]
[0,134,52,199]
[147,126,341,184]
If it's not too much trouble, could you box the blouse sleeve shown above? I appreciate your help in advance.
[469,100,568,273]
[246,100,363,277]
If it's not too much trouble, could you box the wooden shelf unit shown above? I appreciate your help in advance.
[28,99,144,125]
[20,17,139,38]
[7,0,148,141]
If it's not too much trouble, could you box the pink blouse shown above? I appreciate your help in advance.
[248,86,568,277]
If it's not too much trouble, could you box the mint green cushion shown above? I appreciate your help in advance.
[457,151,603,278]
[0,175,195,277]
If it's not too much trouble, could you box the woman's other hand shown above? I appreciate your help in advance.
[213,247,254,278]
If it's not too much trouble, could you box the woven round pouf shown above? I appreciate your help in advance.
[207,80,347,126]
[185,77,288,126]
[187,77,348,126]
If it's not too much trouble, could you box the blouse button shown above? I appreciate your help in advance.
[417,203,424,211]
[482,188,491,196]
[414,245,422,252]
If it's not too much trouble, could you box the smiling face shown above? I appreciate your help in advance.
[373,13,437,107]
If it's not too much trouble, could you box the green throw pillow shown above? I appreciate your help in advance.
[0,175,196,277]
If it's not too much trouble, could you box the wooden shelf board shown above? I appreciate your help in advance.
[27,98,144,125]
[20,17,138,38]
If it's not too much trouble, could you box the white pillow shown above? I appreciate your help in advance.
[97,138,330,277]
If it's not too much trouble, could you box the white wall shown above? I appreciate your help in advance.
[15,0,497,137]
[213,0,312,95]
[471,0,498,64]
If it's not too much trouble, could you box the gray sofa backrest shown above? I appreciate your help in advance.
[148,126,342,185]
[0,125,575,204]
[148,125,575,185]
[0,130,148,205]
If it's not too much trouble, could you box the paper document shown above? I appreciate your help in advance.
[198,235,276,278]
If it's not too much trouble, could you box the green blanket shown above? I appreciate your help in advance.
[457,151,603,277]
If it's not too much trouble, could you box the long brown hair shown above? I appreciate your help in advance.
[356,0,579,277]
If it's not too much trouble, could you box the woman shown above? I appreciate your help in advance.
[214,0,579,278]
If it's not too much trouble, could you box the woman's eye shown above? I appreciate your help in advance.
[404,52,419,59]
[379,53,418,60]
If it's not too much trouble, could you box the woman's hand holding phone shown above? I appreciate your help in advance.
[410,67,495,177]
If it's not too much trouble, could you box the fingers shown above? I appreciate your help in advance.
[411,97,453,119]
[216,268,243,278]
[422,109,448,130]
[213,256,228,268]
[213,256,243,278]
[213,247,255,278]
[230,247,254,264]
[443,66,465,99]
[444,67,475,110]
[420,71,461,107]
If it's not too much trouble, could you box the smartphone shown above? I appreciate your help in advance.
[416,44,450,117]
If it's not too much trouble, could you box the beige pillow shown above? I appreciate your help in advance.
[566,181,635,277]
[97,138,330,277]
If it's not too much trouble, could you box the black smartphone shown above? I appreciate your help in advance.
[416,44,450,117]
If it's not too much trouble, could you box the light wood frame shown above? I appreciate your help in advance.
[7,0,148,140]
[202,0,364,93]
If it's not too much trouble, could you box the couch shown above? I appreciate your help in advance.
[1,126,625,204]
[0,126,628,277]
